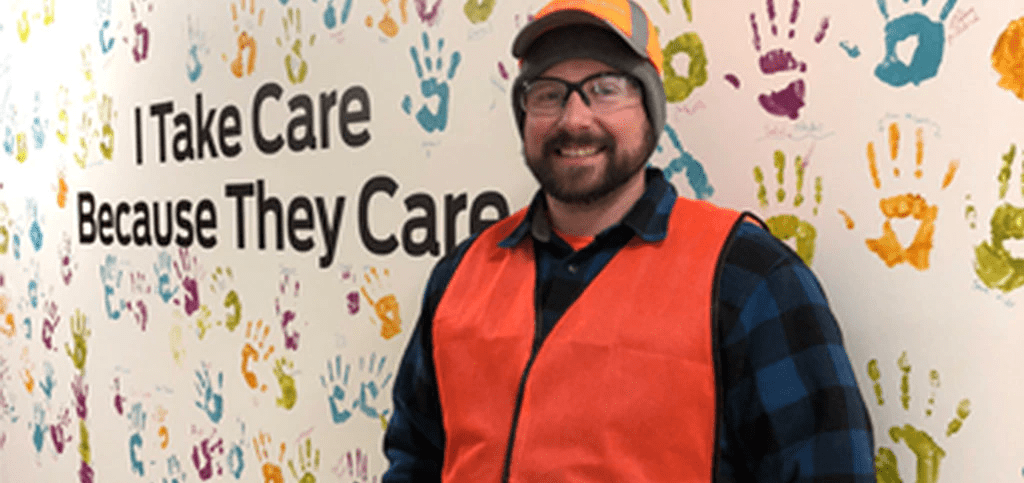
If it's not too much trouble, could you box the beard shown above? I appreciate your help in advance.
[525,126,657,205]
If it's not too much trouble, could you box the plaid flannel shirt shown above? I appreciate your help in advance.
[383,168,875,482]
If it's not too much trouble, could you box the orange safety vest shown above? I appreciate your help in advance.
[433,199,744,482]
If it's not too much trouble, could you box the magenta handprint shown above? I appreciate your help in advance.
[173,248,202,316]
[275,273,301,351]
[42,299,59,351]
[746,0,829,119]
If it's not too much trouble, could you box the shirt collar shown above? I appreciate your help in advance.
[498,167,677,248]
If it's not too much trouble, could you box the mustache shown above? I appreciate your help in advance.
[542,130,615,154]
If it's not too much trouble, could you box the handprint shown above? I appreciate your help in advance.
[97,0,115,54]
[874,0,957,87]
[209,266,242,332]
[241,320,275,392]
[993,16,1024,101]
[224,0,266,78]
[333,447,378,481]
[50,407,73,454]
[867,352,970,483]
[65,309,90,372]
[414,0,442,27]
[321,355,352,423]
[39,361,56,399]
[744,0,829,119]
[186,16,210,83]
[173,247,202,316]
[320,0,354,32]
[754,148,822,265]
[253,431,286,483]
[464,0,496,24]
[401,32,462,133]
[123,0,154,63]
[276,8,316,84]
[275,273,301,350]
[59,233,75,285]
[194,363,224,424]
[288,437,321,483]
[844,121,959,270]
[154,251,179,304]
[71,374,89,419]
[272,358,297,410]
[365,0,408,38]
[354,353,393,428]
[657,124,713,200]
[971,144,1024,293]
[360,267,402,340]
[99,254,125,320]
[191,432,225,480]
[662,32,708,104]
[31,403,48,453]
[97,94,114,161]
[42,299,60,351]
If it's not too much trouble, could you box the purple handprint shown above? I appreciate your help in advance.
[747,0,829,119]
[173,248,201,316]
[50,407,73,454]
[71,374,89,420]
[191,434,225,480]
[42,300,60,351]
[275,274,301,351]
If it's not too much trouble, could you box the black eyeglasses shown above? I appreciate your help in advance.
[520,72,643,116]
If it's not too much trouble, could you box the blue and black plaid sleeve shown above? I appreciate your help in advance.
[715,222,875,481]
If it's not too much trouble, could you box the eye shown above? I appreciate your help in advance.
[526,82,566,105]
[587,76,628,98]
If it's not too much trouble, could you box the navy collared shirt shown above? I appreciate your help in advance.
[383,168,875,481]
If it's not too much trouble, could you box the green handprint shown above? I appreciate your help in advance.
[754,149,822,265]
[867,352,971,483]
[65,309,90,372]
[973,144,1024,293]
[463,0,495,24]
[273,357,297,410]
[288,437,320,483]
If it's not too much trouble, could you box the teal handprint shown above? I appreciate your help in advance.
[401,32,462,133]
[657,124,713,200]
[194,364,224,424]
[319,0,353,30]
[874,0,957,87]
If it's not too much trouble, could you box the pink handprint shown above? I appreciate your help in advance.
[71,374,88,420]
[50,407,73,453]
[191,433,225,480]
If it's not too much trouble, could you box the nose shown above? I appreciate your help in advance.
[555,90,594,130]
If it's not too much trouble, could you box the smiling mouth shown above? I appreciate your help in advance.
[556,145,603,157]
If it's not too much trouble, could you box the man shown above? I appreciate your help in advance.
[383,0,875,481]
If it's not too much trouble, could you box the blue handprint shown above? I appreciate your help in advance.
[39,361,55,399]
[322,354,352,423]
[874,0,957,87]
[27,198,42,252]
[31,402,48,453]
[194,364,224,424]
[354,352,393,422]
[658,125,714,200]
[130,432,145,475]
[186,16,208,83]
[154,251,178,304]
[320,0,354,29]
[100,254,124,320]
[31,93,45,149]
[402,32,462,133]
[99,19,115,54]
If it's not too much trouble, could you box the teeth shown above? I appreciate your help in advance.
[559,146,599,157]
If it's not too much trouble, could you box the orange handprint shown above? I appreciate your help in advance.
[224,0,265,78]
[252,431,286,483]
[846,121,959,270]
[241,319,275,392]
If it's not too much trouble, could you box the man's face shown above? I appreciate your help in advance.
[522,58,655,205]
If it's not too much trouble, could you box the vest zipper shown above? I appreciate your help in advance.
[499,281,548,483]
